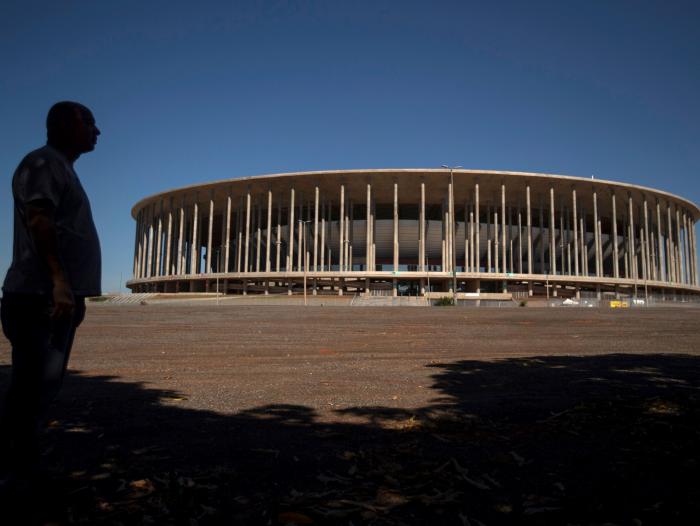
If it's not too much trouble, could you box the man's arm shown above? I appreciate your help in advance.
[26,200,74,319]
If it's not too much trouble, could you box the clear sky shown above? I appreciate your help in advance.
[1,0,698,293]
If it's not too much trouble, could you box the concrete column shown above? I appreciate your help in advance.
[470,204,475,272]
[527,185,532,274]
[155,200,163,277]
[656,200,664,282]
[393,181,399,272]
[288,188,295,271]
[676,207,683,283]
[559,203,565,275]
[206,191,214,273]
[610,192,618,278]
[666,203,673,282]
[572,188,579,276]
[539,204,545,274]
[517,206,523,273]
[224,191,232,273]
[593,189,600,277]
[276,201,282,272]
[348,198,354,270]
[442,199,447,273]
[145,205,155,278]
[138,210,146,278]
[501,184,507,273]
[419,180,425,271]
[628,195,636,280]
[448,180,454,274]
[689,214,697,285]
[682,211,689,284]
[475,182,480,273]
[550,187,556,275]
[465,199,470,272]
[580,213,586,276]
[177,197,185,275]
[244,189,251,273]
[297,197,303,271]
[640,222,648,281]
[320,199,326,271]
[565,206,571,275]
[219,196,226,273]
[141,207,149,280]
[313,186,319,272]
[266,189,272,273]
[165,198,173,276]
[509,205,514,273]
[190,197,199,274]
[339,184,345,271]
[366,182,371,271]
[371,194,376,269]
[236,198,243,272]
[134,210,142,278]
[493,207,499,273]
[649,229,656,282]
[692,218,699,286]
[255,199,262,272]
[643,199,651,281]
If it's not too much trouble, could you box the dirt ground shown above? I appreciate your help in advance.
[1,304,699,525]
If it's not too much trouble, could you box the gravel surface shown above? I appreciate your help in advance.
[0,304,698,525]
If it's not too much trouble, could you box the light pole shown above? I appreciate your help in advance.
[299,219,311,305]
[442,165,462,303]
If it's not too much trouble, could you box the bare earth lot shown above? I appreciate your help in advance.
[1,305,699,525]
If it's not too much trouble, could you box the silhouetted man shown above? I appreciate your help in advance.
[0,101,102,488]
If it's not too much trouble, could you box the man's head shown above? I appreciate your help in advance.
[46,101,100,159]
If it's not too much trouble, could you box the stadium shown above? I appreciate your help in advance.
[127,169,700,302]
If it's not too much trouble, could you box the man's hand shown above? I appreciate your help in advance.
[52,278,75,321]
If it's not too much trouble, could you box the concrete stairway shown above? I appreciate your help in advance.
[350,295,428,307]
[102,293,157,305]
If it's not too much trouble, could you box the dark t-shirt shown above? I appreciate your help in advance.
[2,145,102,296]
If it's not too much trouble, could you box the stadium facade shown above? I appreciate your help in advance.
[127,169,700,300]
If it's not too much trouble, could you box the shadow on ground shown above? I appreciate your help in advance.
[1,353,699,525]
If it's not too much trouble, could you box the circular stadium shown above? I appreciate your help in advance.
[126,169,700,302]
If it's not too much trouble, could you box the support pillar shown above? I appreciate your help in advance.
[177,197,185,275]
[501,183,506,273]
[244,189,251,273]
[190,197,199,275]
[288,188,295,272]
[266,189,272,273]
[393,180,399,272]
[313,186,319,272]
[206,191,214,274]
[550,187,556,275]
[593,189,600,277]
[527,185,532,274]
[165,198,173,276]
[339,184,345,272]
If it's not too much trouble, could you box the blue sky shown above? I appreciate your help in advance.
[1,0,698,292]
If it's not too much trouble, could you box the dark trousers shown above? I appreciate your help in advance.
[0,293,86,473]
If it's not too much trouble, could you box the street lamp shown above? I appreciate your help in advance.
[442,165,462,303]
[299,219,312,306]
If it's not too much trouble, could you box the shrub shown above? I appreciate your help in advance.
[434,297,455,306]
[519,300,528,307]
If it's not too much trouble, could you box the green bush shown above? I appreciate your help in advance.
[519,300,528,307]
[434,297,455,306]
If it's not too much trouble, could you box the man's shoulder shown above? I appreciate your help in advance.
[17,145,66,172]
